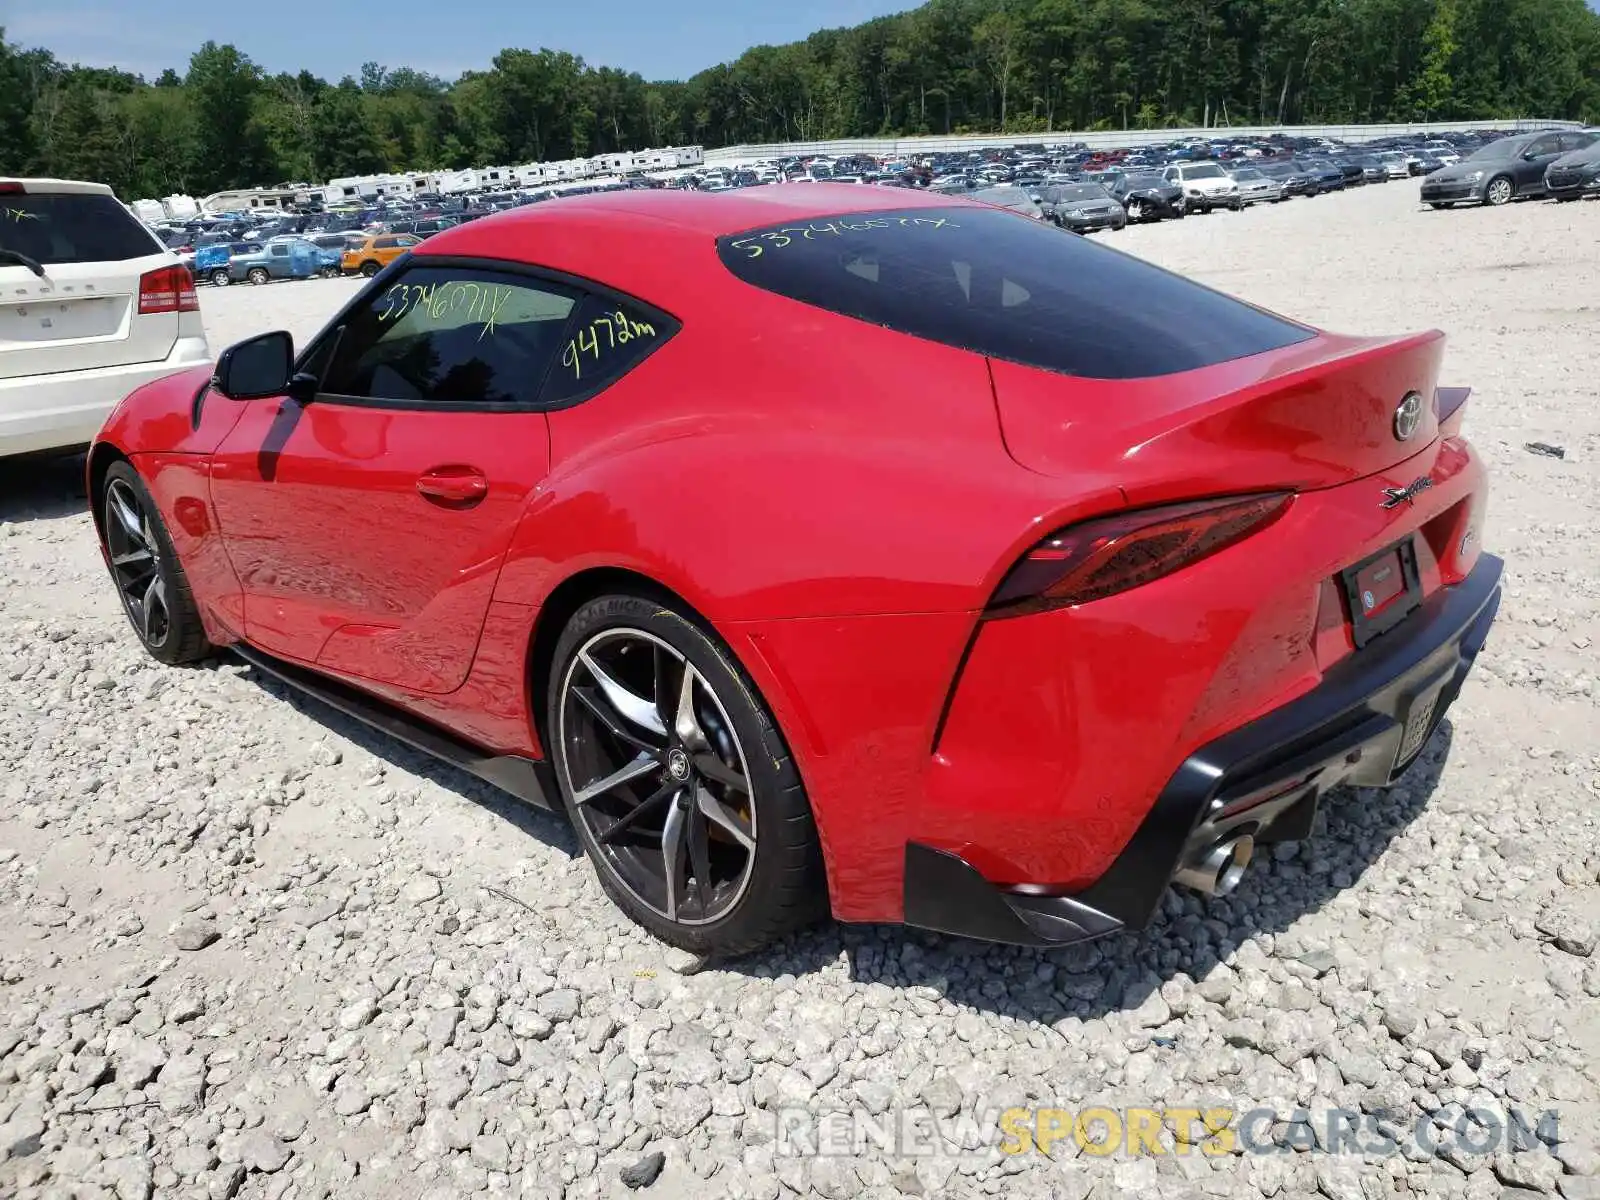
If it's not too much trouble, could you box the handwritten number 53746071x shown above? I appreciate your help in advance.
[727,216,960,259]
[378,281,515,340]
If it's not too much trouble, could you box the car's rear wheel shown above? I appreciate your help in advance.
[360,261,381,277]
[247,267,270,285]
[100,462,212,665]
[548,594,826,954]
[210,269,230,286]
[1484,176,1514,206]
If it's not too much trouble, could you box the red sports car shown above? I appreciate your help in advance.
[89,186,1500,954]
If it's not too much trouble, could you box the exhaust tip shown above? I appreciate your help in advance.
[1175,835,1255,897]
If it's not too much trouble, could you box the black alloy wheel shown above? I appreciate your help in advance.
[549,595,825,953]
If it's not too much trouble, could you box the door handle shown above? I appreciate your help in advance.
[416,467,488,505]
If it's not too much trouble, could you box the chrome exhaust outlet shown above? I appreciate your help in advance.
[1174,835,1254,897]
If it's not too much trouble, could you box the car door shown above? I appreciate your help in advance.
[268,243,291,277]
[208,262,581,694]
[1517,134,1563,188]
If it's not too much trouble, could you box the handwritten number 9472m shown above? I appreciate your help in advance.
[563,312,657,380]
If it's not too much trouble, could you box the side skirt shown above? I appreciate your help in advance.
[231,644,556,810]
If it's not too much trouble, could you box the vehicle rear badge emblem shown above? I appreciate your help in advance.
[1380,476,1434,509]
[1393,392,1424,441]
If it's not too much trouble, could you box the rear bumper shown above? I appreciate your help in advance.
[903,553,1503,946]
[0,336,211,457]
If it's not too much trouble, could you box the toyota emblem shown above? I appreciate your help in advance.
[1393,392,1424,442]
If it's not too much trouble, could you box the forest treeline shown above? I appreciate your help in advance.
[1,0,1596,199]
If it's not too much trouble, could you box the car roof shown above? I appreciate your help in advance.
[414,185,973,310]
[0,177,115,196]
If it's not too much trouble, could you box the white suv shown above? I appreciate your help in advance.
[1162,162,1243,213]
[0,178,210,458]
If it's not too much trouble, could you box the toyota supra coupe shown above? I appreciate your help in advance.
[89,186,1501,955]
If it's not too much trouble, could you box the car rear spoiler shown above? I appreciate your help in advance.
[1435,386,1471,437]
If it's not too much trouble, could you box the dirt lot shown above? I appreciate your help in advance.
[1,182,1597,1200]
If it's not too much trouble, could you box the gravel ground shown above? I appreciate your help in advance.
[2,183,1598,1200]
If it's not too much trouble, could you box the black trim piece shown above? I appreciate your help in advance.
[231,644,555,810]
[294,253,681,415]
[901,554,1503,945]
[902,843,1123,947]
[189,377,211,431]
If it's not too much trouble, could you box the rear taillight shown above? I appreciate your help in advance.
[986,493,1292,616]
[138,265,199,315]
[0,181,23,195]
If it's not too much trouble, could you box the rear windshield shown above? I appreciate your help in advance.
[1182,163,1226,179]
[716,208,1313,380]
[0,191,162,264]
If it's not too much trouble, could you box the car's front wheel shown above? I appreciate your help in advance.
[1484,176,1514,206]
[548,594,826,954]
[1126,199,1144,221]
[100,462,213,666]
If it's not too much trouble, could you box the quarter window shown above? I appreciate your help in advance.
[316,266,578,406]
[539,293,673,406]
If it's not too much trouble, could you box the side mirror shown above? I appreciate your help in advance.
[212,330,294,400]
[1522,150,1540,161]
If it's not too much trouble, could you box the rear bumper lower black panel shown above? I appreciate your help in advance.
[902,554,1503,946]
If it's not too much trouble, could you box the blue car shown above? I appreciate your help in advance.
[207,238,323,286]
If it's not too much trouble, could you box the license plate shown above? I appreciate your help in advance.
[1340,538,1422,649]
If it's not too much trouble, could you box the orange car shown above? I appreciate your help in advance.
[341,233,421,277]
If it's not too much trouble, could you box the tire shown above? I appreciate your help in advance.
[99,462,213,666]
[247,267,270,285]
[1125,199,1144,221]
[1229,199,1244,211]
[210,269,230,287]
[1428,202,1448,210]
[360,261,381,277]
[548,593,827,954]
[1484,176,1514,207]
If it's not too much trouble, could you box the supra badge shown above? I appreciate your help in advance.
[1381,476,1434,509]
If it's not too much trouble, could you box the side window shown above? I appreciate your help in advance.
[1526,136,1560,157]
[1560,132,1596,153]
[316,266,579,407]
[539,293,675,406]
[374,236,397,249]
[271,245,288,257]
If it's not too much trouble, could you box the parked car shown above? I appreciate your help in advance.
[1226,166,1285,205]
[195,241,255,286]
[1162,162,1242,213]
[1104,172,1186,221]
[969,185,1046,220]
[1420,130,1595,208]
[0,177,208,458]
[305,233,362,276]
[1036,183,1128,232]
[219,239,323,285]
[88,186,1501,954]
[1375,151,1411,180]
[1545,140,1600,201]
[341,233,422,276]
[1294,158,1348,193]
[1257,160,1320,197]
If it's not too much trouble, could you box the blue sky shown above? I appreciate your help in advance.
[7,1,915,83]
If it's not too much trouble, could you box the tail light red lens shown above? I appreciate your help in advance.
[138,264,199,315]
[987,493,1292,615]
[1434,385,1471,438]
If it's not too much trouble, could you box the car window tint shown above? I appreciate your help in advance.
[1527,136,1560,156]
[0,191,161,264]
[317,266,578,406]
[716,207,1312,380]
[539,293,675,405]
